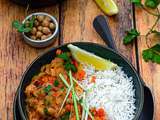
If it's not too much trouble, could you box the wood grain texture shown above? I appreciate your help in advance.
[60,0,137,66]
[135,7,160,119]
[0,0,59,119]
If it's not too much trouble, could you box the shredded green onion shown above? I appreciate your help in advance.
[59,73,70,88]
[69,71,80,120]
[58,85,73,115]
[73,77,86,91]
[85,104,89,120]
[81,93,86,120]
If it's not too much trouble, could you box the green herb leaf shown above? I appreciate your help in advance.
[12,20,21,29]
[58,53,70,61]
[44,85,52,94]
[44,108,49,115]
[29,16,35,28]
[130,0,142,6]
[123,29,140,44]
[61,111,70,120]
[65,62,77,72]
[145,0,160,9]
[142,44,160,63]
[12,20,32,33]
[54,80,59,87]
[21,27,32,33]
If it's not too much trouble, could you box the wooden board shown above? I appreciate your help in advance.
[60,0,137,66]
[0,0,59,119]
[135,7,160,119]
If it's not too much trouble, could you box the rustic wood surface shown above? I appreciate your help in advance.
[135,6,160,119]
[0,0,159,119]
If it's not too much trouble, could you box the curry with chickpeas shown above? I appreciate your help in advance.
[25,49,106,120]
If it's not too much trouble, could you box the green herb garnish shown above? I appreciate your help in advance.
[54,80,59,87]
[145,0,160,8]
[130,0,142,6]
[123,29,140,44]
[44,108,49,115]
[65,61,77,72]
[123,0,160,64]
[142,44,160,63]
[58,53,70,61]
[12,16,35,33]
[58,52,77,72]
[61,111,70,120]
[43,85,52,94]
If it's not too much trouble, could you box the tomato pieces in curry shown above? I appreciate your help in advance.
[25,49,107,120]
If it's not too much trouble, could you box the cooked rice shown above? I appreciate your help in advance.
[80,65,136,120]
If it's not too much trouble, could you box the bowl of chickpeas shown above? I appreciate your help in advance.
[22,12,58,48]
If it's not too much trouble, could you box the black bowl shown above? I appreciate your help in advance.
[18,42,144,120]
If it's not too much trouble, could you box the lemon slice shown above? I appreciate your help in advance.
[67,44,117,70]
[95,0,119,16]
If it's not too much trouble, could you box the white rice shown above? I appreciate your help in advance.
[79,65,136,120]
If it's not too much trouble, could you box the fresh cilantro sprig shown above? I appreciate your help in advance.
[130,0,142,6]
[12,16,35,33]
[143,44,160,63]
[145,0,160,8]
[123,0,160,64]
[123,29,140,44]
[58,53,77,72]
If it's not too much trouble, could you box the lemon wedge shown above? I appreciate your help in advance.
[95,0,119,16]
[67,44,117,70]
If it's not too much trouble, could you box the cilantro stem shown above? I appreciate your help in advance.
[141,5,160,17]
[145,15,160,48]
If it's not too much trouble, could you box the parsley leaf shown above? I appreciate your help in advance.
[145,0,160,9]
[58,53,70,61]
[54,80,59,87]
[123,29,140,44]
[61,112,70,120]
[142,44,160,63]
[65,62,77,72]
[12,16,35,33]
[130,0,142,6]
[58,52,77,72]
[43,85,52,94]
[44,108,49,115]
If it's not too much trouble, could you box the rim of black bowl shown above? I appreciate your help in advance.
[18,42,144,120]
[22,12,59,43]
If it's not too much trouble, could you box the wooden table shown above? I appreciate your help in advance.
[0,0,159,119]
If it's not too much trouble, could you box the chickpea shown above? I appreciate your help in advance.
[49,23,55,30]
[44,16,51,22]
[42,27,51,35]
[42,20,50,27]
[37,15,45,22]
[31,27,37,35]
[34,20,39,26]
[37,26,43,31]
[36,31,43,38]
[30,35,36,40]
[41,35,47,40]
